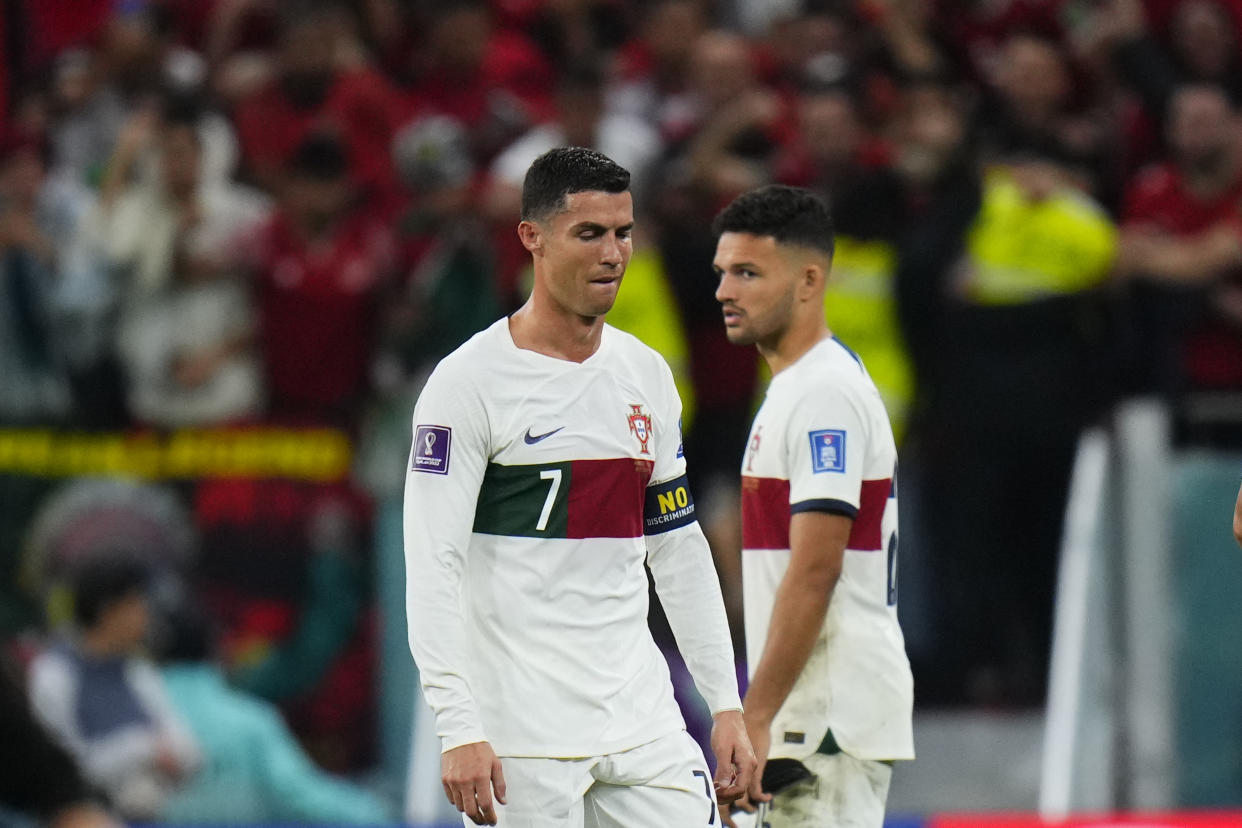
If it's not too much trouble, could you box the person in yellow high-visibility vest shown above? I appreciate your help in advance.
[824,237,913,442]
[908,139,1119,707]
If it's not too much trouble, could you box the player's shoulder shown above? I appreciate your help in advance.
[605,323,657,356]
[771,339,890,432]
[781,338,873,399]
[426,318,509,383]
[604,323,675,376]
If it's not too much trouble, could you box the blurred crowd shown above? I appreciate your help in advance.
[3,0,1242,822]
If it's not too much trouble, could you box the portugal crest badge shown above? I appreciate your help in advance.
[627,404,653,455]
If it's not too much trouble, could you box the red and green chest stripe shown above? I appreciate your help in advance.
[472,459,696,539]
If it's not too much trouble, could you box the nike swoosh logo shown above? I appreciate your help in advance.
[523,426,565,445]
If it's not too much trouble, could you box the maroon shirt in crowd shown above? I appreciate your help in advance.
[1125,162,1242,387]
[251,211,395,423]
[234,69,408,200]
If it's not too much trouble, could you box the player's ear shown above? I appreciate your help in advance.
[518,220,543,255]
[799,263,826,300]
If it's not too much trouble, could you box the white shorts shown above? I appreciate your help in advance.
[472,730,719,828]
[756,751,892,828]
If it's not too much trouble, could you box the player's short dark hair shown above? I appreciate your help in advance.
[73,557,151,629]
[520,147,630,221]
[712,185,835,258]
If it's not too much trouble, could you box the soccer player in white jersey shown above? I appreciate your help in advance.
[711,185,915,828]
[404,147,756,827]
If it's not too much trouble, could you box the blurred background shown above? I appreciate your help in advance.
[0,0,1241,826]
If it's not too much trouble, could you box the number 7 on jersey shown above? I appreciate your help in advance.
[537,469,563,531]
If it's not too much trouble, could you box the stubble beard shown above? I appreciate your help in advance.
[724,324,759,346]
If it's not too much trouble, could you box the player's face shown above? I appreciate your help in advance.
[713,232,799,346]
[537,189,635,318]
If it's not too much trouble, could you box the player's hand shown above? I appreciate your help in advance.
[442,741,507,825]
[710,710,758,808]
[745,715,773,806]
[722,712,772,825]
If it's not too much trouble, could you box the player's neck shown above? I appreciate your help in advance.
[509,299,606,363]
[759,318,831,376]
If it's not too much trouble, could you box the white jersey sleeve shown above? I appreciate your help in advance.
[783,383,871,518]
[643,359,743,716]
[403,360,491,752]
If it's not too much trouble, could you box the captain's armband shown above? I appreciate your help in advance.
[643,474,697,535]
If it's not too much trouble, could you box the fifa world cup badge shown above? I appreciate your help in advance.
[627,404,653,455]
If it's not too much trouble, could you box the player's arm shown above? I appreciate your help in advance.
[742,511,850,783]
[1233,479,1242,547]
[647,507,755,796]
[647,507,758,808]
[643,360,755,803]
[742,381,870,803]
[403,366,505,826]
[644,485,740,720]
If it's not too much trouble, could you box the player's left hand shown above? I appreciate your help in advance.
[721,713,772,826]
[710,710,758,808]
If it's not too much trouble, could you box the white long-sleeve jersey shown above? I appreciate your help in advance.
[404,318,741,757]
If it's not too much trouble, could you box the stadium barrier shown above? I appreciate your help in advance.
[1041,395,1242,814]
[1041,399,1179,816]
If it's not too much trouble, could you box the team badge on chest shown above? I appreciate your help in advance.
[745,426,763,471]
[626,404,653,455]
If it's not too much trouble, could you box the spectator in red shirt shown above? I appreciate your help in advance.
[1117,83,1242,392]
[19,0,114,79]
[1103,0,1242,120]
[606,0,706,127]
[406,0,555,164]
[976,31,1113,197]
[774,76,901,238]
[1088,0,1242,177]
[1123,85,1242,234]
[647,30,793,491]
[521,0,631,74]
[250,132,395,426]
[231,2,406,201]
[384,115,499,380]
[751,5,856,99]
